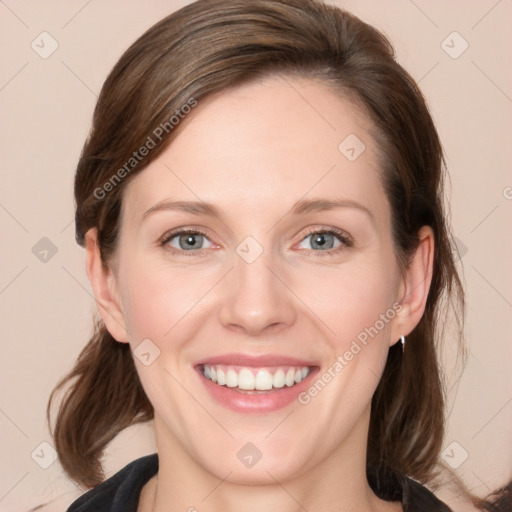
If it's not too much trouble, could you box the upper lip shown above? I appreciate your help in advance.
[195,353,318,368]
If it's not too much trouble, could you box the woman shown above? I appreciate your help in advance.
[47,1,510,511]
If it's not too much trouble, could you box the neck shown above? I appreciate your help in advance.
[145,410,398,512]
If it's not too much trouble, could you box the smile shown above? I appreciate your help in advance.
[202,364,312,391]
[195,354,318,412]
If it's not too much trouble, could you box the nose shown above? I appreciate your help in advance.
[218,248,297,336]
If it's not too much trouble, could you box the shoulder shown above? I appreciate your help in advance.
[66,453,159,512]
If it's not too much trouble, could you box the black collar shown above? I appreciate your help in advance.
[67,453,453,512]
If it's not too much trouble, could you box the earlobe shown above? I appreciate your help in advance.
[391,226,435,344]
[84,228,130,343]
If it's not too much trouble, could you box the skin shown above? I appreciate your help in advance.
[85,76,434,512]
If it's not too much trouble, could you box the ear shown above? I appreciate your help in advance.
[390,226,435,345]
[85,228,130,343]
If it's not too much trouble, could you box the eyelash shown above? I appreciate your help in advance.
[158,227,353,257]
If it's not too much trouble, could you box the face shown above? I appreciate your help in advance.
[101,76,412,484]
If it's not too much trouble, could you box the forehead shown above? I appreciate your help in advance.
[122,75,388,224]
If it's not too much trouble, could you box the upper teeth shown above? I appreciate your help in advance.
[203,365,311,390]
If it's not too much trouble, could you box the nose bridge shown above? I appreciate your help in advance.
[218,238,296,334]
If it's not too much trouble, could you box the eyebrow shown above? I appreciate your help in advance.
[291,198,374,222]
[142,197,374,224]
[143,200,221,220]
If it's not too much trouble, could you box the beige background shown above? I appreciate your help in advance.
[1,1,511,510]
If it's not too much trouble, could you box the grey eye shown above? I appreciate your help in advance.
[165,231,213,251]
[299,232,342,251]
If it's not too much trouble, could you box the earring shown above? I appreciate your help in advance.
[400,335,405,353]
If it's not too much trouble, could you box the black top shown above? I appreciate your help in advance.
[66,453,453,512]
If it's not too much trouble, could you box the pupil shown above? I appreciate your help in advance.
[181,234,200,249]
[315,235,326,246]
[312,233,333,250]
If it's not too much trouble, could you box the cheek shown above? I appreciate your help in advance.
[119,259,212,343]
[294,256,399,350]
[292,259,399,436]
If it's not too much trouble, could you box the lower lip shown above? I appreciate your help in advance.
[196,366,318,413]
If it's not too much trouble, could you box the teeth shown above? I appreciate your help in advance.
[255,370,273,390]
[273,369,285,388]
[226,369,238,388]
[202,364,311,391]
[238,368,255,390]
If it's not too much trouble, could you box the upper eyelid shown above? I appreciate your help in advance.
[160,226,211,240]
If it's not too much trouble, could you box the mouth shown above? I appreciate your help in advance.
[194,355,318,413]
[199,364,312,393]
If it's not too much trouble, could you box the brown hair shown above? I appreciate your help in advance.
[49,0,465,493]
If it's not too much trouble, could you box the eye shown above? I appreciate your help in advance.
[296,228,352,255]
[158,227,352,256]
[160,229,215,255]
